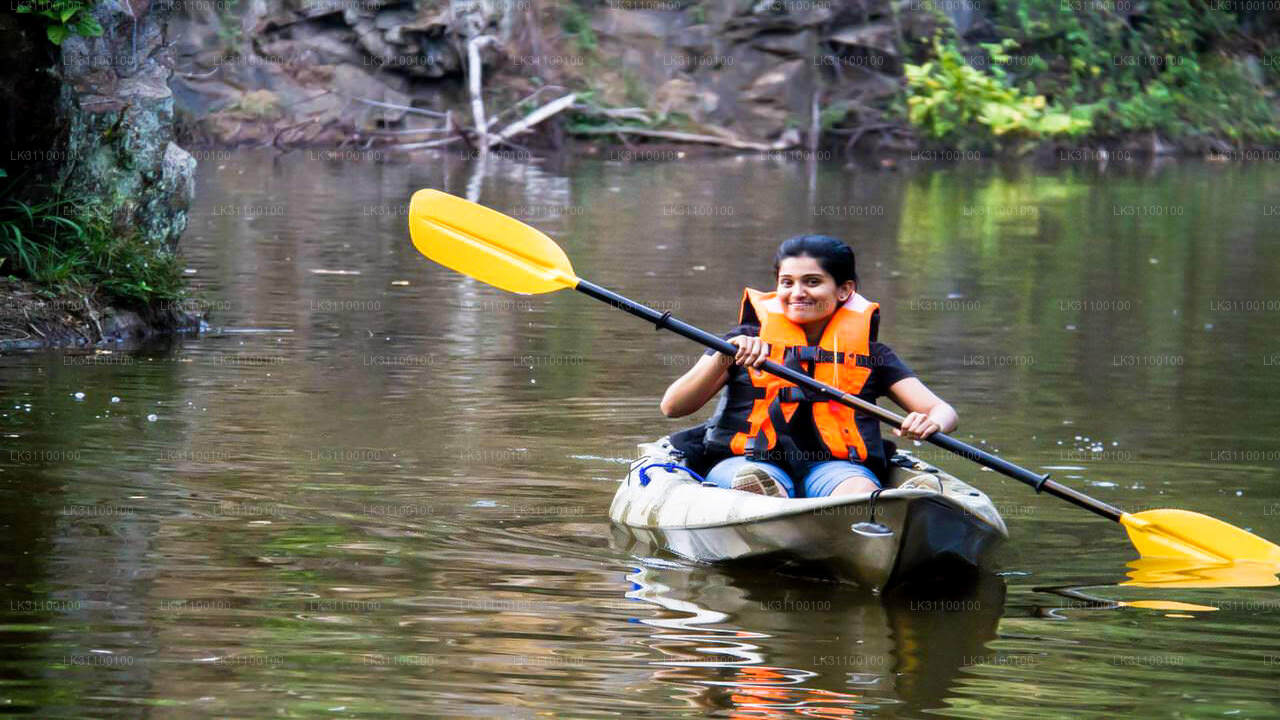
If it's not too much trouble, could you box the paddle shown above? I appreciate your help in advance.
[407,188,1280,568]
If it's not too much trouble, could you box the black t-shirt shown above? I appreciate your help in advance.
[705,323,915,453]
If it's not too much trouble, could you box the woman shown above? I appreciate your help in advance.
[660,235,957,498]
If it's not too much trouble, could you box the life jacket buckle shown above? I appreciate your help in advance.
[778,386,805,403]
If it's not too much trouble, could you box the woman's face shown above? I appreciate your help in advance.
[776,255,854,326]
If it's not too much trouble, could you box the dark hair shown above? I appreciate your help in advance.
[773,235,857,286]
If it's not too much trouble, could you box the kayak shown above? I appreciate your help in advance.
[609,438,1008,589]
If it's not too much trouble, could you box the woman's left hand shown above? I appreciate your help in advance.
[894,411,939,440]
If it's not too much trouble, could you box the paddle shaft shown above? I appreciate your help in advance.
[576,279,1125,522]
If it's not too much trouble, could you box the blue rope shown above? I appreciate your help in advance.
[637,462,706,487]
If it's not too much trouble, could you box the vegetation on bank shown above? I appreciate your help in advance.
[5,0,188,312]
[900,1,1278,150]
[547,0,1277,152]
[0,171,185,308]
[15,0,102,45]
[904,38,1094,149]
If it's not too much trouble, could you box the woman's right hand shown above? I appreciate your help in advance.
[726,335,771,368]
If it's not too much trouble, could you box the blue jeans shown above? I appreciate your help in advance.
[705,456,882,498]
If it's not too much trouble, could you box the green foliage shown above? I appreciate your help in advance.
[1100,56,1279,143]
[819,102,852,131]
[621,67,647,107]
[982,0,1277,145]
[897,3,1278,148]
[0,179,184,305]
[904,38,1093,148]
[561,2,597,53]
[214,0,243,50]
[15,0,102,46]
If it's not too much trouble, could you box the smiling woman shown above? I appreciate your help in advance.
[660,235,958,498]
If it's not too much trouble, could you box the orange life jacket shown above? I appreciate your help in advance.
[709,287,881,466]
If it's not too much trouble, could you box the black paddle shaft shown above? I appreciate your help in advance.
[575,279,1125,522]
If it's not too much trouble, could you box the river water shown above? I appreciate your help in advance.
[2,150,1279,717]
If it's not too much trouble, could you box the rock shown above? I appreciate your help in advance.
[58,0,195,251]
[587,1,826,142]
[170,76,242,117]
[653,78,719,121]
[593,8,691,89]
[257,26,365,66]
[374,8,417,31]
[747,63,799,96]
[348,14,400,64]
[829,21,896,53]
[751,30,811,59]
[593,8,679,40]
[723,0,833,40]
[99,307,147,341]
[203,111,275,146]
[733,58,811,139]
[591,69,635,107]
[332,65,411,125]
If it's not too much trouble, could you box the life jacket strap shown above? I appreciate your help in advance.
[788,346,845,364]
[778,349,827,403]
[762,395,828,477]
[778,386,823,403]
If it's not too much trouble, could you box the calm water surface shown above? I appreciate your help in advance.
[2,152,1279,718]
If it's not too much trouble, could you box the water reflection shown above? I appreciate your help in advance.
[3,151,1280,716]
[1123,557,1280,589]
[626,562,1005,718]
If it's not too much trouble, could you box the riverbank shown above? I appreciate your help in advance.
[0,278,203,352]
[167,0,1279,158]
[2,0,197,352]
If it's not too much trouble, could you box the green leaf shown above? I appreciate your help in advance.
[77,16,103,37]
[60,6,77,23]
[47,24,68,45]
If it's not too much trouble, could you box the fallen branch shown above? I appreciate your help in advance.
[487,93,576,148]
[24,308,46,339]
[363,127,457,137]
[573,104,652,123]
[486,85,568,129]
[340,93,449,119]
[466,35,499,148]
[569,125,798,152]
[809,90,821,154]
[395,137,464,150]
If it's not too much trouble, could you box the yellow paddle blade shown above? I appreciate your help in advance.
[1120,508,1280,565]
[1122,556,1280,589]
[407,189,578,294]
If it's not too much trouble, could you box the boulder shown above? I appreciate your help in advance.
[332,65,411,125]
[823,21,901,76]
[653,78,720,121]
[58,0,195,251]
[736,58,810,138]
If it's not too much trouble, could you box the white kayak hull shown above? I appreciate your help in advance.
[609,439,1009,589]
